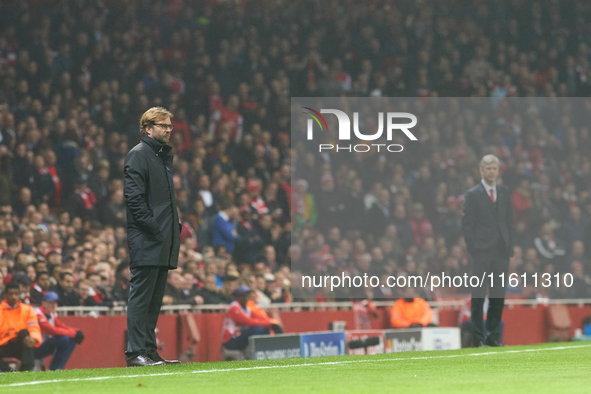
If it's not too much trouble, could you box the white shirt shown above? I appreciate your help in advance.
[481,179,497,202]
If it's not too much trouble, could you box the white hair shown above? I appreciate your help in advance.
[480,154,500,168]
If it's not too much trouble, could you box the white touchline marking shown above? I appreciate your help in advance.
[1,344,590,388]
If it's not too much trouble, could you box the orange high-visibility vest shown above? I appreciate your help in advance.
[0,300,42,347]
[390,298,433,328]
[247,300,280,332]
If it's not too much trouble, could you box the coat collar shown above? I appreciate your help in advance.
[1,299,21,310]
[141,135,172,155]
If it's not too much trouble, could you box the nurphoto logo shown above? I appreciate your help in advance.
[303,107,418,153]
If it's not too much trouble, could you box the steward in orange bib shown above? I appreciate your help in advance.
[390,287,434,328]
[0,282,42,371]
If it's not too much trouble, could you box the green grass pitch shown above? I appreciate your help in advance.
[1,343,590,394]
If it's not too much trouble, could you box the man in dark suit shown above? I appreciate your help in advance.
[462,154,513,347]
[124,107,182,367]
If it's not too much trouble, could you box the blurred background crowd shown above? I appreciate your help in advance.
[1,0,591,307]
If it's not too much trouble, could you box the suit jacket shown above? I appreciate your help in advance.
[462,182,514,257]
[124,135,181,269]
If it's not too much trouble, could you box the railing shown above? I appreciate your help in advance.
[54,298,591,316]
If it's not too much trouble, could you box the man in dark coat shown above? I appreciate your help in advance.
[123,107,181,367]
[234,206,264,266]
[365,189,391,238]
[462,154,514,348]
[51,272,80,307]
[199,274,226,305]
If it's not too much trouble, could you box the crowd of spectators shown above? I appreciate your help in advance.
[1,0,591,308]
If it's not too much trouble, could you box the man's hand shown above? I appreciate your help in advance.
[23,336,36,348]
[75,330,85,344]
[194,295,204,305]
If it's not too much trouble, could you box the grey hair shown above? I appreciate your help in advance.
[479,154,500,168]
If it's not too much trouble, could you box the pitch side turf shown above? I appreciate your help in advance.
[1,343,590,394]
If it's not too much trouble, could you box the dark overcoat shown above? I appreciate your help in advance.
[124,135,180,269]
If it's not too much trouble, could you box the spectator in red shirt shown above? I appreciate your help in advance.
[409,203,434,246]
[44,150,62,206]
[170,109,192,155]
[33,291,84,370]
[66,177,97,222]
[247,179,269,220]
[209,95,244,142]
[511,178,533,223]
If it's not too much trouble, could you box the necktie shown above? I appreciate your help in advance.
[490,188,495,203]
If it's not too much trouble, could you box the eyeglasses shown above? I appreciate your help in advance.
[1,211,11,216]
[153,123,174,131]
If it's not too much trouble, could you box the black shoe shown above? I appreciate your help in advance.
[474,341,490,348]
[148,353,181,365]
[126,355,165,367]
[486,339,502,347]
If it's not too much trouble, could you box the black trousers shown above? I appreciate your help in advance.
[470,241,509,345]
[0,329,35,371]
[125,266,168,361]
